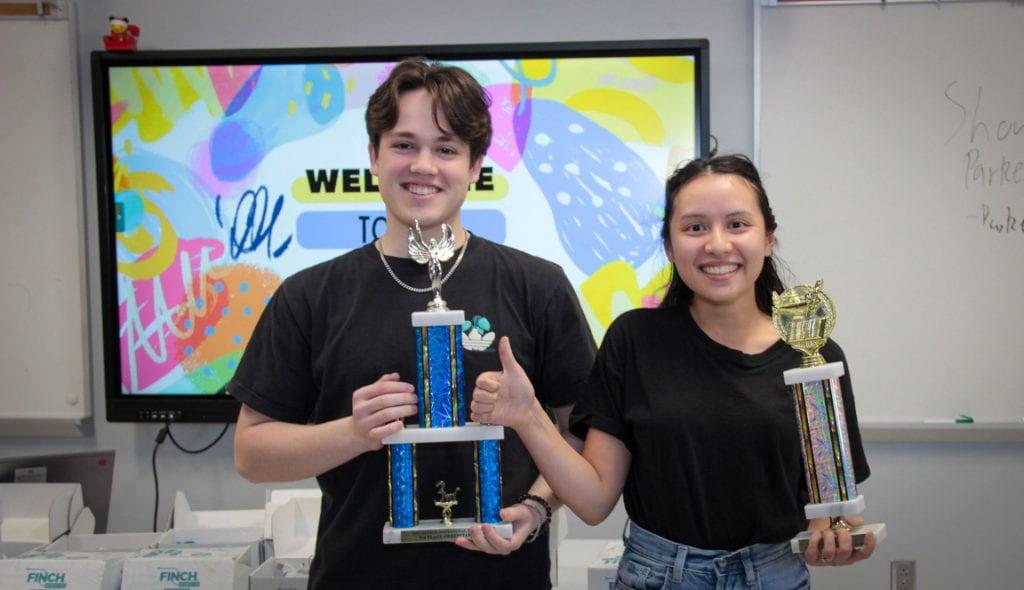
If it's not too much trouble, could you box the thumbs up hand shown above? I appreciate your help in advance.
[471,337,540,431]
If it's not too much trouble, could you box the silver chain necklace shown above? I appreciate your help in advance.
[377,231,470,293]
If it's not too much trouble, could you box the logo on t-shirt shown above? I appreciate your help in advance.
[462,315,496,352]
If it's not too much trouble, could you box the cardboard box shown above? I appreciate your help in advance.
[261,489,321,542]
[250,496,320,590]
[168,490,272,568]
[122,545,250,590]
[0,549,130,590]
[0,483,94,558]
[250,557,312,590]
[158,526,263,571]
[549,508,567,587]
[172,491,264,530]
[587,540,624,590]
[0,532,162,590]
[45,531,161,553]
[261,488,320,560]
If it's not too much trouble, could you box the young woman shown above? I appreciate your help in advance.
[470,154,877,589]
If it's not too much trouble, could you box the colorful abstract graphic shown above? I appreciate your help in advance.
[106,56,698,394]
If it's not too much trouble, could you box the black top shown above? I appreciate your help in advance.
[570,305,869,551]
[229,236,596,589]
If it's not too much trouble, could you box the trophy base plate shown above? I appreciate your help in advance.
[383,518,514,544]
[805,494,865,519]
[790,522,887,553]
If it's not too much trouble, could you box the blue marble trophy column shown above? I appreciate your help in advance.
[382,224,512,543]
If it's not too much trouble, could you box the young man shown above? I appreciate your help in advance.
[230,58,596,589]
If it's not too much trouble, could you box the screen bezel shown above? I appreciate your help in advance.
[91,39,710,423]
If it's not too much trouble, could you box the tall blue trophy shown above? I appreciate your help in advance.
[381,223,513,544]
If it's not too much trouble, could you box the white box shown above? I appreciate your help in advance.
[168,490,266,567]
[587,540,624,590]
[45,531,161,552]
[250,557,312,590]
[261,489,321,542]
[0,549,130,590]
[122,545,250,590]
[250,496,321,590]
[0,483,94,558]
[261,488,320,559]
[549,509,567,587]
[158,526,264,571]
[172,491,265,530]
[0,532,162,590]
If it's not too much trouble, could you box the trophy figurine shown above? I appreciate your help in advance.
[772,280,887,553]
[434,482,459,526]
[381,222,513,544]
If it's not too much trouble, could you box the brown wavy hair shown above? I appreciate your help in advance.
[365,58,492,163]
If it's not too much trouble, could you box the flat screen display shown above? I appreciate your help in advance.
[92,40,709,421]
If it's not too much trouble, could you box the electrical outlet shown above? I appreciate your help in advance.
[891,560,916,590]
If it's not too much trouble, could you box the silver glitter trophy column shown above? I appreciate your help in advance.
[381,223,513,544]
[772,280,887,553]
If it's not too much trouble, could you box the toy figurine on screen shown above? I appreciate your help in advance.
[380,221,514,544]
[102,16,140,52]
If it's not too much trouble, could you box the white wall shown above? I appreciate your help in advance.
[2,1,1020,588]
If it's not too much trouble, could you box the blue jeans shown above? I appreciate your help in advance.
[615,521,810,590]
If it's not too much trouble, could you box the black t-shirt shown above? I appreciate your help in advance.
[229,236,596,589]
[570,305,869,551]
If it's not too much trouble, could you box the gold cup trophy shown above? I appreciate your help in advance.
[772,280,887,553]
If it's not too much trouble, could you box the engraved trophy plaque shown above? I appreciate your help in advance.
[381,222,512,544]
[772,280,887,553]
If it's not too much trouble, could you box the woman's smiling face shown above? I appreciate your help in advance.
[664,173,775,310]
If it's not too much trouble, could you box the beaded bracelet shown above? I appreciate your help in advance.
[517,493,552,543]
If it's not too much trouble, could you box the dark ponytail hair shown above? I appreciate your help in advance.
[659,153,784,315]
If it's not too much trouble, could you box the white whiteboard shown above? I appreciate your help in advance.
[759,2,1024,423]
[0,10,90,434]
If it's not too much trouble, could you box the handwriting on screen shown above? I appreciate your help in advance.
[121,246,218,389]
[216,186,293,259]
[945,82,1024,235]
